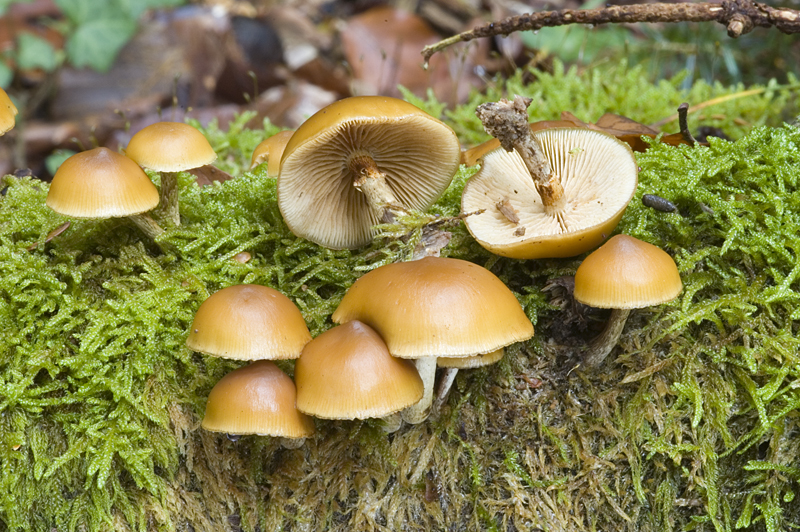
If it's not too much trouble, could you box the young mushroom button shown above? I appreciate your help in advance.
[45,147,163,241]
[294,320,423,431]
[462,127,638,259]
[202,360,314,443]
[277,96,461,250]
[573,234,683,368]
[332,256,534,424]
[187,284,311,361]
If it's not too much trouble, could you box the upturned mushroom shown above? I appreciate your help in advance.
[187,284,311,361]
[463,97,637,259]
[250,130,295,177]
[277,96,461,250]
[202,360,314,447]
[294,320,423,432]
[332,256,534,424]
[45,147,164,240]
[573,234,683,367]
[125,121,217,226]
[0,88,17,135]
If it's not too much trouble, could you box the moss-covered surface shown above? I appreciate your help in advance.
[2,61,800,531]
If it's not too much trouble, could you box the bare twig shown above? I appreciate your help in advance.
[422,0,800,64]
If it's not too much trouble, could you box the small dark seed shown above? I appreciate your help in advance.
[642,194,677,213]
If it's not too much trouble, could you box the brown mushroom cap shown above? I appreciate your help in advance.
[278,96,461,250]
[125,121,217,172]
[251,130,295,176]
[331,256,534,358]
[437,348,504,369]
[573,234,682,309]
[294,320,423,419]
[187,284,311,360]
[46,147,160,218]
[461,128,638,259]
[0,88,17,135]
[202,360,314,437]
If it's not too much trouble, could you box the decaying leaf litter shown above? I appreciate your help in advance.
[2,1,800,531]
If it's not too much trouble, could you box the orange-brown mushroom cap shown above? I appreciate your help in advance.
[46,147,160,218]
[278,96,461,250]
[294,320,424,419]
[187,284,311,360]
[573,234,683,309]
[332,256,534,358]
[125,121,217,172]
[202,360,314,437]
[251,130,295,176]
[461,128,638,259]
[0,88,17,135]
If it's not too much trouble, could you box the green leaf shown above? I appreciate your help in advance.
[54,0,123,24]
[16,32,59,72]
[0,60,13,88]
[65,18,136,72]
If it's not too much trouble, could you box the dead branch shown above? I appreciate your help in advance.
[422,0,800,64]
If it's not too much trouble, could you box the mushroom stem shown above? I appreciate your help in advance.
[279,437,306,449]
[476,96,565,213]
[401,356,437,424]
[582,308,631,368]
[430,367,458,420]
[350,154,400,223]
[128,212,165,241]
[159,171,181,226]
[381,412,403,433]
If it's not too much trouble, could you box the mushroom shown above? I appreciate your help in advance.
[45,147,164,240]
[250,130,295,177]
[202,360,314,447]
[125,121,217,226]
[573,234,683,367]
[0,88,18,135]
[277,96,461,250]
[462,127,638,259]
[294,320,423,432]
[186,284,311,361]
[331,256,534,424]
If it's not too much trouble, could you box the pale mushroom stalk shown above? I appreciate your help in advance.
[159,172,181,227]
[129,213,165,240]
[349,154,401,223]
[582,308,631,368]
[279,437,306,449]
[476,95,566,214]
[430,367,458,419]
[401,357,437,424]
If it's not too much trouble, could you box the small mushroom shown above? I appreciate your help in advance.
[45,147,164,241]
[462,127,638,259]
[187,284,311,361]
[294,320,423,432]
[125,122,217,226]
[277,96,461,250]
[250,130,295,177]
[202,360,314,447]
[332,256,534,424]
[0,88,18,135]
[573,234,683,367]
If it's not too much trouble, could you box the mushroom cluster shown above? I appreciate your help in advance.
[187,284,313,447]
[332,256,534,424]
[462,96,682,368]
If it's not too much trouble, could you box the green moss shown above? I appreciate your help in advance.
[2,61,800,531]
